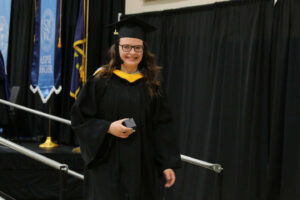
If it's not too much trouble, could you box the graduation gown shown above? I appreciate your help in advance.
[71,70,181,200]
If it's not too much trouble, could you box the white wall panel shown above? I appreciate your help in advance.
[126,0,229,14]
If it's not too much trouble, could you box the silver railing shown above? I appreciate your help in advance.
[181,155,223,173]
[0,136,84,180]
[0,99,223,174]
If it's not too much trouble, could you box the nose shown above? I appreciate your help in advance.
[129,47,136,53]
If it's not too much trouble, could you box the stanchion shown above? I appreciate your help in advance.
[59,164,68,200]
[72,146,81,153]
[39,97,58,148]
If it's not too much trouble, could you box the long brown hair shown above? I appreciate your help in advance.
[96,42,162,97]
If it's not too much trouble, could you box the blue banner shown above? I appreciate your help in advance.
[70,0,86,99]
[0,50,9,100]
[0,0,12,72]
[30,0,62,103]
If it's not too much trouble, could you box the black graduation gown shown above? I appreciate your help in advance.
[71,72,181,200]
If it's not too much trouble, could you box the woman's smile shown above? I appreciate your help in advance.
[124,55,139,61]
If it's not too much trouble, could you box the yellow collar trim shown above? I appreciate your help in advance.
[113,70,143,83]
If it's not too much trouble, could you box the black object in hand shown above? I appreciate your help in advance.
[122,118,136,130]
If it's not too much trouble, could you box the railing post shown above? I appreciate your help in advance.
[59,164,69,200]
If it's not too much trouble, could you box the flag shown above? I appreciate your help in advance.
[70,0,86,99]
[0,0,12,70]
[0,50,9,127]
[0,50,9,100]
[30,0,62,103]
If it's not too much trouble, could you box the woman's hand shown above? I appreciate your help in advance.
[163,168,176,188]
[107,118,134,138]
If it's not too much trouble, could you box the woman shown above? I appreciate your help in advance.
[71,17,181,200]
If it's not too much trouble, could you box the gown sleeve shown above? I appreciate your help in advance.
[153,87,182,172]
[71,77,112,168]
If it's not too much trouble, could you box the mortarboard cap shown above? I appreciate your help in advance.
[108,16,157,41]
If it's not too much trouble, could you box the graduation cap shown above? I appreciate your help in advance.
[108,16,157,41]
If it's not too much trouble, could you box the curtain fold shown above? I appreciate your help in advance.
[267,0,300,200]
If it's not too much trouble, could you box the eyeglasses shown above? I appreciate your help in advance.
[119,44,144,53]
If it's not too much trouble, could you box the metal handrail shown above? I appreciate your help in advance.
[0,99,70,125]
[0,98,223,173]
[181,155,223,173]
[0,136,84,180]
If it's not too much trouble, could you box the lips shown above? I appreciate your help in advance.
[125,56,139,61]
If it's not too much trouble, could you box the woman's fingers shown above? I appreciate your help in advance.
[169,171,175,186]
[163,169,176,188]
[120,118,134,136]
[108,118,135,138]
[119,127,134,138]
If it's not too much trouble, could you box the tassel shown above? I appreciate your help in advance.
[58,0,62,48]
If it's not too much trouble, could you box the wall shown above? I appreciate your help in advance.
[125,0,229,14]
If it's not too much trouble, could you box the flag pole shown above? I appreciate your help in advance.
[84,0,89,83]
[81,0,86,83]
[39,97,59,148]
[39,0,62,149]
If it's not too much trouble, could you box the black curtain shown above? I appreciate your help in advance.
[3,0,300,200]
[132,0,300,199]
[7,0,36,139]
[6,0,124,144]
[267,0,300,200]
[134,0,273,200]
